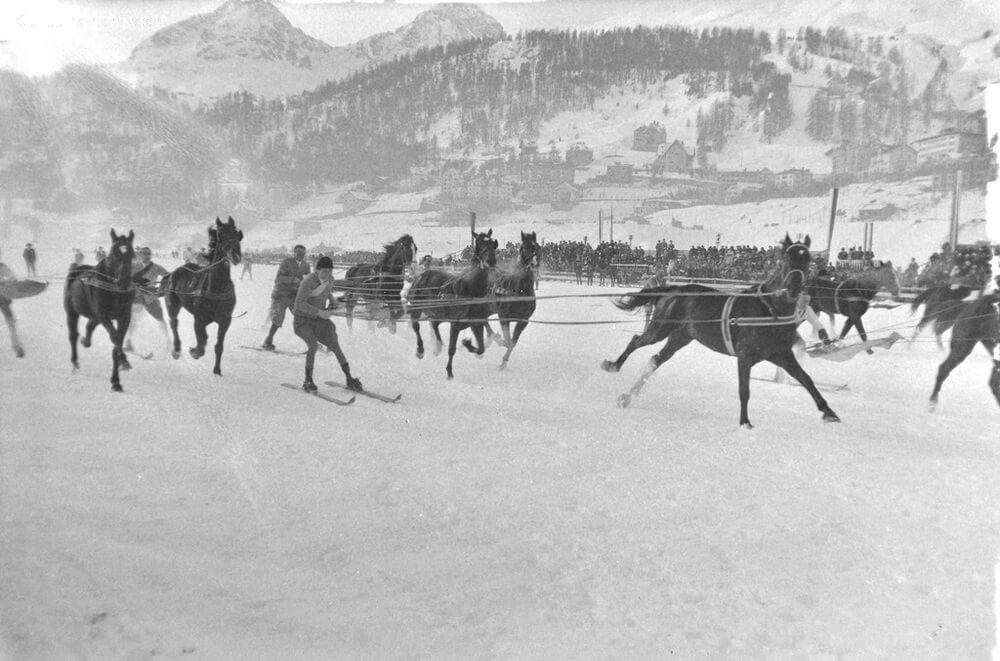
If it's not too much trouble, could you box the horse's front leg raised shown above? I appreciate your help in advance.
[213,316,231,376]
[499,320,528,369]
[768,350,840,422]
[602,320,672,373]
[461,322,487,357]
[81,319,99,348]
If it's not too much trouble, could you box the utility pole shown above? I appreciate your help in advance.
[825,187,839,254]
[949,169,962,248]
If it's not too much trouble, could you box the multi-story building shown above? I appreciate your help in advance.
[773,168,813,188]
[868,144,917,177]
[661,140,693,173]
[633,123,666,152]
[910,130,985,166]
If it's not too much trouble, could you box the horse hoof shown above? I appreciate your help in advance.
[112,384,123,392]
[171,351,180,360]
[416,350,424,360]
[214,370,222,377]
[601,360,619,373]
[447,373,454,380]
[617,393,631,408]
[498,361,508,371]
[121,361,132,372]
[81,338,91,348]
[740,422,754,430]
[189,348,204,360]
[822,412,841,423]
[15,347,24,358]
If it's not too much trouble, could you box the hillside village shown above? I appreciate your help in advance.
[0,2,997,266]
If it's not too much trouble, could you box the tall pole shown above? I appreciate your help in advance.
[826,187,839,254]
[598,210,603,244]
[949,169,962,248]
[469,211,476,249]
[609,206,614,243]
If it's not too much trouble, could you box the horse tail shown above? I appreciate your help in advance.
[909,287,937,313]
[613,286,679,312]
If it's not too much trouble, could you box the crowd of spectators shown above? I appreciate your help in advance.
[915,243,995,288]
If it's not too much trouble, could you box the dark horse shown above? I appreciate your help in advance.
[64,229,136,391]
[929,293,1000,409]
[339,234,417,332]
[485,231,541,369]
[407,229,498,379]
[910,285,974,349]
[164,216,243,376]
[808,261,900,351]
[601,234,839,428]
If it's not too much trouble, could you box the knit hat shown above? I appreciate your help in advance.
[315,255,333,270]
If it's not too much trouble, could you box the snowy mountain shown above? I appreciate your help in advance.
[114,0,504,100]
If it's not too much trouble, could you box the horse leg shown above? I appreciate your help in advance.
[445,322,464,379]
[344,298,354,331]
[190,317,208,359]
[853,315,874,354]
[737,356,755,428]
[167,301,182,360]
[81,318,99,348]
[929,339,976,410]
[981,339,1000,407]
[601,318,675,373]
[98,318,127,391]
[838,316,855,341]
[410,315,425,359]
[66,309,81,370]
[499,320,528,369]
[483,319,497,348]
[767,350,840,423]
[461,323,487,357]
[430,321,444,356]
[1,301,24,358]
[618,331,692,408]
[213,317,231,376]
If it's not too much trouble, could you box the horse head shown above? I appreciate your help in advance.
[777,233,811,301]
[106,229,136,289]
[211,216,243,265]
[519,231,541,269]
[389,234,417,269]
[878,261,901,298]
[472,229,498,268]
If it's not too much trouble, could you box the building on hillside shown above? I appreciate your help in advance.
[911,130,986,166]
[466,173,513,203]
[660,140,693,173]
[566,143,594,168]
[518,140,539,161]
[825,141,881,177]
[520,160,574,203]
[551,182,583,209]
[723,182,766,203]
[926,155,996,190]
[774,168,814,188]
[716,168,774,188]
[339,190,374,214]
[605,162,635,184]
[868,144,917,177]
[632,123,666,152]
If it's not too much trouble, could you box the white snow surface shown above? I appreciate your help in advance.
[2,254,999,659]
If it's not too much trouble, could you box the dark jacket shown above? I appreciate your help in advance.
[273,257,310,298]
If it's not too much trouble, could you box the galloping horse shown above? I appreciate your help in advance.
[163,216,243,376]
[485,231,541,369]
[601,234,839,427]
[407,229,498,379]
[64,229,136,391]
[808,261,900,350]
[928,293,1000,409]
[339,234,417,332]
[910,285,974,348]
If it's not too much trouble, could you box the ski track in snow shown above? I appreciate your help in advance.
[1,262,999,659]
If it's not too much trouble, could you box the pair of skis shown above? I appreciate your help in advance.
[279,380,401,406]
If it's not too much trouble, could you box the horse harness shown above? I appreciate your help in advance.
[720,284,807,356]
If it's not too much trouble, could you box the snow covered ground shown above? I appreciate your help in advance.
[2,257,999,659]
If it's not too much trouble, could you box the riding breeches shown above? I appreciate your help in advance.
[293,315,347,376]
